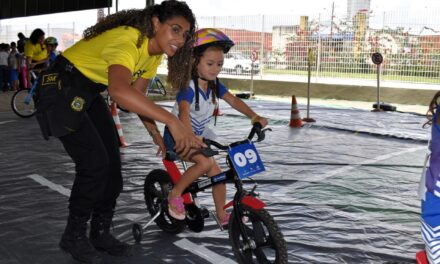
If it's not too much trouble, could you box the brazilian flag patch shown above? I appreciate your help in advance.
[71,97,85,112]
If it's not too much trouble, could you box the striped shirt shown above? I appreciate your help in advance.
[171,79,228,139]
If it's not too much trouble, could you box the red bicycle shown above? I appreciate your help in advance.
[132,123,287,264]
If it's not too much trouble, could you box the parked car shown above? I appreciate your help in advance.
[223,52,260,75]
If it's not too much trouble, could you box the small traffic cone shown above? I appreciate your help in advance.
[289,95,303,128]
[416,250,428,264]
[110,102,129,148]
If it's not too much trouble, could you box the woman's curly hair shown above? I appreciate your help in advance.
[424,91,440,128]
[82,0,196,90]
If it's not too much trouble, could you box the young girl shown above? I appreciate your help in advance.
[164,28,268,224]
[420,91,440,264]
[35,1,203,263]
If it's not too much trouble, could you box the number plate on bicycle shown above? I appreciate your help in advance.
[228,141,265,179]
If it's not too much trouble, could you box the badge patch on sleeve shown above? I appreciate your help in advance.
[71,97,85,112]
[41,74,58,86]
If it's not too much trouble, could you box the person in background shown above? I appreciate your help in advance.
[35,1,202,263]
[163,28,268,225]
[8,42,20,91]
[24,28,48,88]
[0,43,9,92]
[44,37,60,66]
[420,91,440,264]
[17,32,27,53]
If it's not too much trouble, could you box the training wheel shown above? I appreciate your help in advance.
[132,223,143,243]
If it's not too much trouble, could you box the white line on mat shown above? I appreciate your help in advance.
[28,174,71,197]
[174,238,236,264]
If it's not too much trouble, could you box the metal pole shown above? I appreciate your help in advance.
[376,64,381,111]
[260,14,264,78]
[303,48,316,122]
[307,61,311,119]
[250,62,254,96]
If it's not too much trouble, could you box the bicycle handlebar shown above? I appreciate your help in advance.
[200,123,271,157]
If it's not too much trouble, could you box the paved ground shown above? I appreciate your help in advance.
[0,96,430,263]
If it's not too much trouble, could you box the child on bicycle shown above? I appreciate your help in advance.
[44,37,59,66]
[420,91,440,264]
[164,28,268,225]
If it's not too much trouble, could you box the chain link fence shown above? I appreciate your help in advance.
[1,2,439,85]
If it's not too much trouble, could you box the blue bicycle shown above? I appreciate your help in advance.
[11,71,39,118]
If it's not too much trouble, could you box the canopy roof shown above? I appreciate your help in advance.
[0,0,112,20]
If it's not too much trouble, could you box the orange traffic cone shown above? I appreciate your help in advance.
[110,102,129,148]
[416,250,428,264]
[289,95,303,128]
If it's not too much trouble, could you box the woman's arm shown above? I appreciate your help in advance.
[222,91,268,127]
[132,77,165,157]
[107,65,204,155]
[25,56,32,88]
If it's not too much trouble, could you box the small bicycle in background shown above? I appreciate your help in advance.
[11,70,40,118]
[132,123,288,264]
[146,75,167,96]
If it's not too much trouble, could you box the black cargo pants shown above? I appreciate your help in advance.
[36,56,122,218]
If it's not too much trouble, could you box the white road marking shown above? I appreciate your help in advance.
[271,145,426,200]
[174,238,236,264]
[0,120,16,125]
[28,174,71,197]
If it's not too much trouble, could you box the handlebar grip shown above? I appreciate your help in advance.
[248,122,263,141]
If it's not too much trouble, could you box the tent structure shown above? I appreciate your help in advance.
[0,0,155,20]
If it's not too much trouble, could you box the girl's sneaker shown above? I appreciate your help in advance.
[168,196,186,220]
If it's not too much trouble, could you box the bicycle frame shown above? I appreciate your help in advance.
[162,154,266,210]
[134,124,288,263]
[25,71,39,103]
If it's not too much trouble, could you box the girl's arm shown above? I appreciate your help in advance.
[222,91,268,127]
[108,65,204,156]
[178,100,194,132]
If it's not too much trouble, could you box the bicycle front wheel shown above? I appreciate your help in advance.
[11,89,36,118]
[228,205,288,264]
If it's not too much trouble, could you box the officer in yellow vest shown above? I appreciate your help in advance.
[35,1,202,263]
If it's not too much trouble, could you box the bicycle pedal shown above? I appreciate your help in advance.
[200,207,210,219]
[210,211,229,231]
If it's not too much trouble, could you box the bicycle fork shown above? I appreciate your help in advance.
[225,180,266,250]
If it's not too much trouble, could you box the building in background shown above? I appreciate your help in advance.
[347,0,371,27]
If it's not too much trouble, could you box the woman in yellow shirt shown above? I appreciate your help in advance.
[35,1,202,263]
[24,28,48,88]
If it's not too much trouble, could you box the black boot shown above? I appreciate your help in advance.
[89,211,132,256]
[59,214,102,264]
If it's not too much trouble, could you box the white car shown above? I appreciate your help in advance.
[223,52,260,75]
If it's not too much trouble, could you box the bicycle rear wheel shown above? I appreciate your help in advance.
[228,205,288,264]
[144,169,186,234]
[11,89,36,118]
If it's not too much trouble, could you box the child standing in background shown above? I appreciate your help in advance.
[8,42,20,91]
[420,91,440,264]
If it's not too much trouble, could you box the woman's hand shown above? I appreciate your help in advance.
[167,119,205,157]
[151,133,166,158]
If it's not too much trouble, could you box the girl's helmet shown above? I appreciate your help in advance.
[44,37,58,46]
[194,28,234,53]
